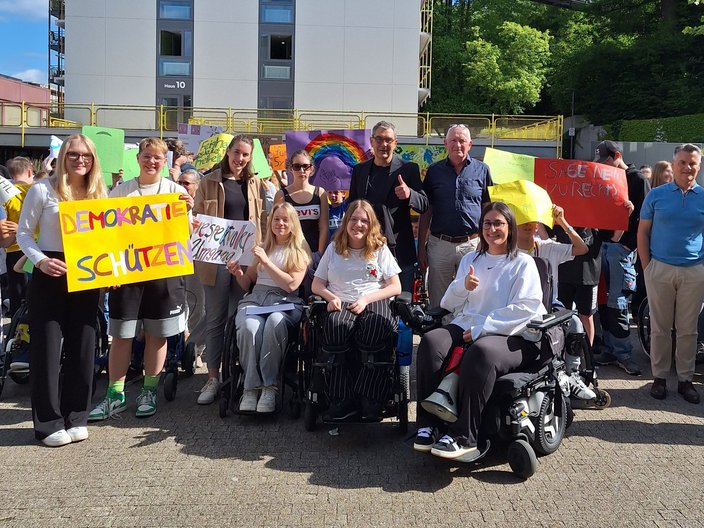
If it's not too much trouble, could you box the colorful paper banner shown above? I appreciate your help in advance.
[191,215,256,266]
[194,133,233,171]
[82,125,125,186]
[394,145,446,179]
[285,129,371,192]
[59,193,193,292]
[489,180,554,227]
[534,159,629,231]
[251,139,273,180]
[483,147,536,184]
[269,144,287,171]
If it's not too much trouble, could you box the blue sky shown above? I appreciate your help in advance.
[0,0,49,84]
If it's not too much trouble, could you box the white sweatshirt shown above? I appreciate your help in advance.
[440,250,546,340]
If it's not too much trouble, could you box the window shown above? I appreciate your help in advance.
[269,35,292,60]
[261,5,292,23]
[160,31,182,56]
[159,1,192,19]
[159,59,191,76]
[262,65,291,80]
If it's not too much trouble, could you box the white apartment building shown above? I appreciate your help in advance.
[62,0,430,131]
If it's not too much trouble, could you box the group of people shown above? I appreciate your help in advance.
[1,123,701,456]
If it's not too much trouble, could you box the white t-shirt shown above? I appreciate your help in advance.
[314,242,401,303]
[518,238,573,305]
[109,177,187,199]
[256,245,287,288]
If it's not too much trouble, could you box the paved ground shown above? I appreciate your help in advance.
[2,332,704,528]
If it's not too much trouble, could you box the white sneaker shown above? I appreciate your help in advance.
[256,386,277,413]
[66,426,89,442]
[568,372,596,400]
[239,389,258,412]
[197,378,220,405]
[42,429,72,447]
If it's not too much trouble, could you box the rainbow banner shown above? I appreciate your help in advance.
[285,129,371,192]
[59,194,193,292]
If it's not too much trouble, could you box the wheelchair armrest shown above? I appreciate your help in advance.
[526,308,575,331]
[426,307,450,319]
[305,295,328,319]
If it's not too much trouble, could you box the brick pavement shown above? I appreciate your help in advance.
[1,333,703,528]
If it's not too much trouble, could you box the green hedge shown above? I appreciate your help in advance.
[605,113,704,143]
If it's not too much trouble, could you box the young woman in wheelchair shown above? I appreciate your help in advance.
[311,199,402,422]
[414,201,546,462]
[226,202,311,413]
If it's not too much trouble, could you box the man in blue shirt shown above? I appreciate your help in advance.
[638,144,704,404]
[418,124,492,308]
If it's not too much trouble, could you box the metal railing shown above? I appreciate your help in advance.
[0,101,563,156]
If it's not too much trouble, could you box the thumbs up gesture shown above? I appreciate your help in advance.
[464,264,480,292]
[394,174,411,200]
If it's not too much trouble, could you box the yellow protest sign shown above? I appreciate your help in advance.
[194,133,233,171]
[489,180,554,227]
[59,194,193,292]
[483,147,536,184]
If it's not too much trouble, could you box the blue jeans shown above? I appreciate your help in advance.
[601,242,636,359]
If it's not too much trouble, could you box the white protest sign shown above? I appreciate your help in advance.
[191,215,256,266]
[49,135,63,159]
[177,123,224,154]
[0,177,21,203]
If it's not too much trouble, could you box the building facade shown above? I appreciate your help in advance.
[60,0,429,131]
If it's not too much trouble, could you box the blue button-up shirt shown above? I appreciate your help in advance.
[423,156,492,237]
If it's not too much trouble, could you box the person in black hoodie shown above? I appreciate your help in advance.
[592,140,650,376]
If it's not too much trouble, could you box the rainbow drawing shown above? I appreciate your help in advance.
[305,132,369,169]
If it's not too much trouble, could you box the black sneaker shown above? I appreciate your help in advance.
[430,434,480,462]
[360,397,384,422]
[324,399,358,421]
[413,427,436,453]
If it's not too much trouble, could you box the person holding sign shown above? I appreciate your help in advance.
[193,135,265,405]
[226,202,311,413]
[413,202,545,461]
[312,200,402,422]
[90,138,193,421]
[639,144,704,404]
[16,134,108,447]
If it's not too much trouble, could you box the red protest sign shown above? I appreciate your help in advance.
[534,159,629,230]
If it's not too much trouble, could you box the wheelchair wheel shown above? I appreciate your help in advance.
[164,371,177,401]
[507,439,538,480]
[637,298,650,358]
[218,392,229,418]
[182,342,196,377]
[303,402,318,431]
[565,398,574,429]
[534,391,566,456]
[593,388,612,409]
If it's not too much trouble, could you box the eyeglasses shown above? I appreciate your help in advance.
[482,221,507,229]
[178,180,195,187]
[67,152,94,162]
[139,154,166,162]
[291,163,312,171]
[372,136,396,145]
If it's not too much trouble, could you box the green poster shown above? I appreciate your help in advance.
[82,126,125,185]
[483,147,536,184]
[251,138,272,179]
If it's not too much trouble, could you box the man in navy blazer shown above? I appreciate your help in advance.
[349,121,428,292]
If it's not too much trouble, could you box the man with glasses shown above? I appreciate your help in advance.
[349,121,428,292]
[418,124,493,308]
[592,140,650,376]
[639,144,704,403]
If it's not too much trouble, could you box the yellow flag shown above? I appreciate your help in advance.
[483,147,536,184]
[489,180,554,227]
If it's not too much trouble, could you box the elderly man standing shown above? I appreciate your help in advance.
[348,121,427,292]
[638,144,704,404]
[418,124,492,308]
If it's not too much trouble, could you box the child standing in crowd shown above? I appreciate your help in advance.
[193,135,265,405]
[227,202,311,413]
[17,134,107,446]
[89,138,193,420]
[327,180,348,241]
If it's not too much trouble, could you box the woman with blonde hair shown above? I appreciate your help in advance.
[650,161,673,188]
[17,134,107,446]
[227,202,311,413]
[312,199,401,422]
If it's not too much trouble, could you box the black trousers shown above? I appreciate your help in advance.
[5,250,28,317]
[321,300,396,402]
[29,256,99,440]
[416,324,539,446]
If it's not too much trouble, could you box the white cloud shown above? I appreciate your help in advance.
[0,0,48,20]
[11,68,45,84]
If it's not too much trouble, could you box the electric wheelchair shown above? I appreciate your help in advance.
[397,256,578,479]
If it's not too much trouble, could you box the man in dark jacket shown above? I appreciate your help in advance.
[349,121,428,292]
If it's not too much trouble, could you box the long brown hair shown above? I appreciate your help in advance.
[218,134,254,180]
[52,134,107,201]
[333,199,386,260]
